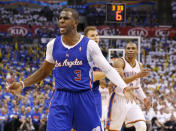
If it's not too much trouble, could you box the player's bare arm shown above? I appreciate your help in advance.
[23,61,55,87]
[93,71,106,82]
[114,58,150,84]
[135,63,152,109]
[7,61,55,93]
[114,58,137,84]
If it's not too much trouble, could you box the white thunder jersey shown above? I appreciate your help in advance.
[99,87,109,121]
[116,57,141,96]
[107,57,146,130]
[123,57,141,87]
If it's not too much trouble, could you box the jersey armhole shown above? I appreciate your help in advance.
[120,57,125,70]
[137,61,143,69]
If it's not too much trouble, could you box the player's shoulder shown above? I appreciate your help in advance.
[47,38,56,47]
[113,57,125,68]
[87,39,99,51]
[115,57,125,64]
[136,60,143,68]
[117,57,124,61]
[136,59,142,66]
[88,39,97,45]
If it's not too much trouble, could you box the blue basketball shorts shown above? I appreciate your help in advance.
[47,89,102,131]
[93,89,102,118]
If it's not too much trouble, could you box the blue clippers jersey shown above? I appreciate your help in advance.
[52,36,93,91]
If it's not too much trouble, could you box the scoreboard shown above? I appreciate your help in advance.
[106,3,126,23]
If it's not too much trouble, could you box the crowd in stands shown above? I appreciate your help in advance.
[86,4,106,25]
[141,37,176,130]
[0,41,54,131]
[125,8,158,27]
[0,4,158,27]
[0,5,60,26]
[172,1,176,27]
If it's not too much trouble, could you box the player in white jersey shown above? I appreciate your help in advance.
[107,42,152,131]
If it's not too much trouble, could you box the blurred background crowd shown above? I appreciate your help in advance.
[0,0,176,131]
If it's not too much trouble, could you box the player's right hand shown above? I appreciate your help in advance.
[123,86,139,102]
[6,82,23,94]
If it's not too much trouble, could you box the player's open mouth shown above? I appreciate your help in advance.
[60,27,66,32]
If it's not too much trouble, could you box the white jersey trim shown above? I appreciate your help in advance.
[45,38,55,64]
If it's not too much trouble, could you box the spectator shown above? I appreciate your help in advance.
[31,106,41,131]
[151,117,163,131]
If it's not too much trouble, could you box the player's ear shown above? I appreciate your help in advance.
[73,19,78,29]
[75,19,78,26]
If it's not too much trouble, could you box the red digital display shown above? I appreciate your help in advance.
[106,3,126,23]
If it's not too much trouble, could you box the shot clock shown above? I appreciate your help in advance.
[106,3,126,23]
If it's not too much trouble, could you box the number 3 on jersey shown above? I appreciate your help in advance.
[74,70,81,81]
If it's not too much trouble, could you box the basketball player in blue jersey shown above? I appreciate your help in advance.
[84,26,106,119]
[8,8,139,131]
[107,42,152,131]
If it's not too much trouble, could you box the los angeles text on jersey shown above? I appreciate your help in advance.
[55,58,83,68]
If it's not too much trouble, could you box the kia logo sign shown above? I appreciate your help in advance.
[128,27,148,37]
[8,26,28,36]
[155,28,170,37]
